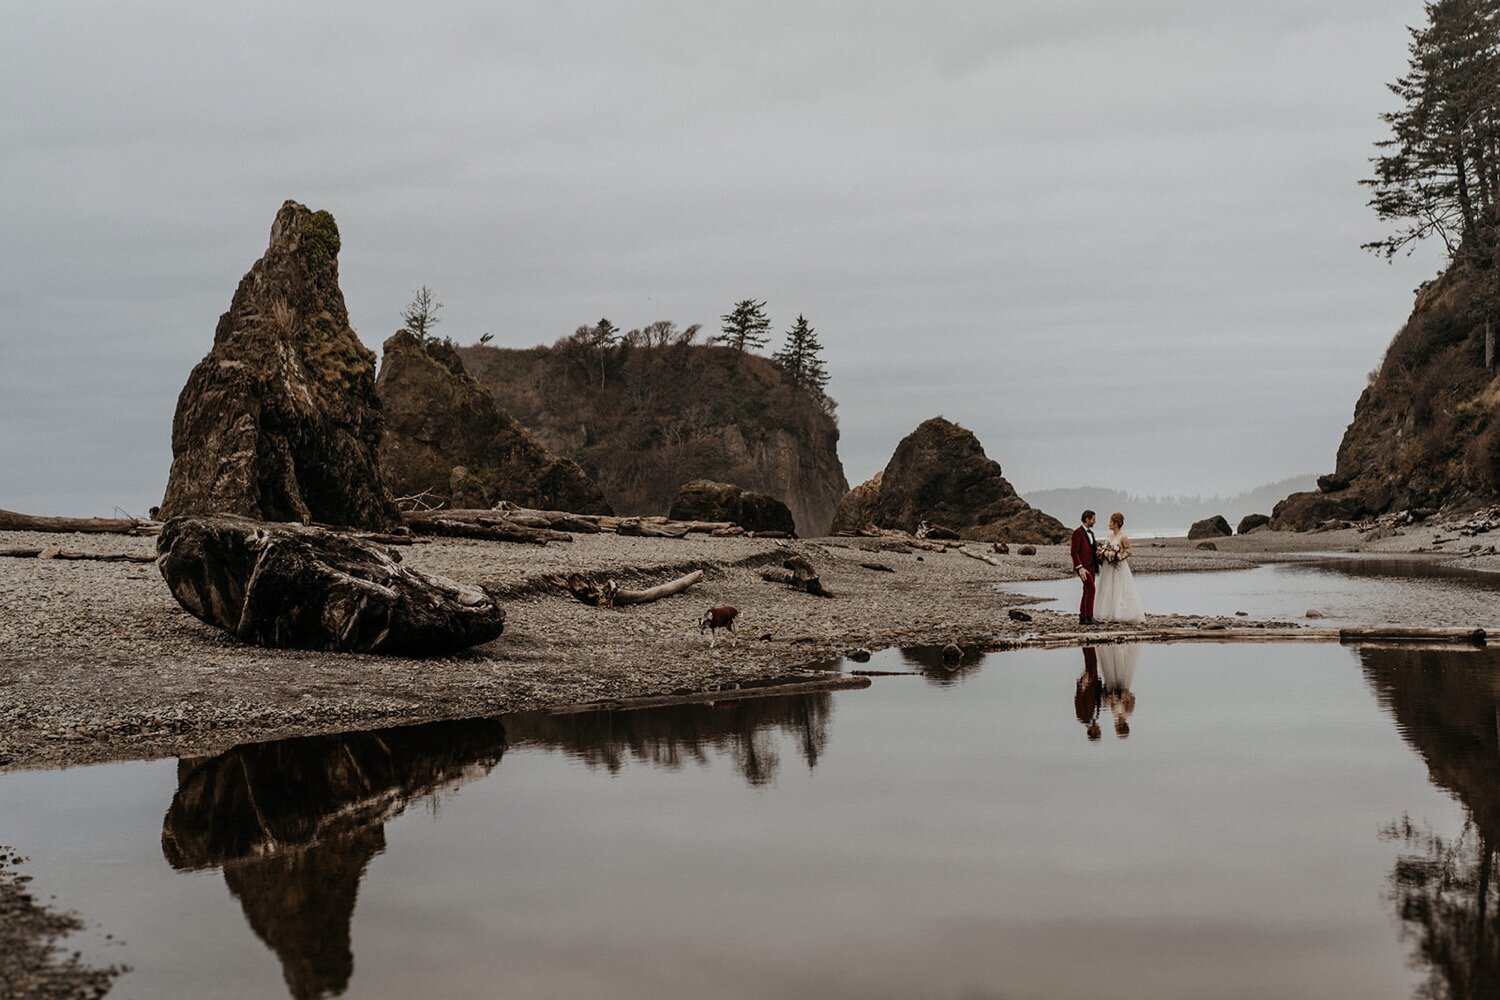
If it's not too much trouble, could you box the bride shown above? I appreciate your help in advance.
[1094,512,1144,623]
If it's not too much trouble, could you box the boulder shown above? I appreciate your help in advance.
[1188,515,1232,539]
[830,471,884,534]
[156,516,505,655]
[377,331,611,514]
[831,418,1067,544]
[160,201,400,531]
[1236,513,1271,535]
[668,479,795,534]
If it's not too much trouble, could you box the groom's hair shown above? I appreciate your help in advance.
[1081,509,1095,522]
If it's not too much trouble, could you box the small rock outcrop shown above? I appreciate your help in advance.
[1188,515,1232,539]
[160,201,400,531]
[156,516,505,655]
[1237,513,1271,535]
[668,479,796,534]
[377,331,610,514]
[1274,262,1500,529]
[830,417,1067,543]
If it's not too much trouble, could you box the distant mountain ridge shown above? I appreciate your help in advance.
[1028,475,1317,533]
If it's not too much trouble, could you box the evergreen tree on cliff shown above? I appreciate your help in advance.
[773,314,831,396]
[1366,0,1500,365]
[716,299,771,352]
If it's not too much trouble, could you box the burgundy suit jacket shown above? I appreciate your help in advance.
[1070,525,1097,572]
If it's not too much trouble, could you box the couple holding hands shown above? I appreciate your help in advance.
[1069,509,1144,625]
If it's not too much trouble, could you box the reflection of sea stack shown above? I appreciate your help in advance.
[162,719,508,998]
[225,829,381,1000]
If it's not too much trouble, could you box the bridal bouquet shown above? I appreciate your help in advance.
[1096,540,1125,565]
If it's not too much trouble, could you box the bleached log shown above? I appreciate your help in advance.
[616,518,691,539]
[0,508,157,536]
[958,547,1003,567]
[0,547,156,563]
[567,569,704,607]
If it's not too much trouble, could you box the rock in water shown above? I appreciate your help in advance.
[668,479,796,534]
[377,331,612,514]
[159,201,401,530]
[1188,515,1232,539]
[831,417,1067,543]
[156,516,505,655]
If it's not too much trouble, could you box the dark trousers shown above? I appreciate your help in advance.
[1079,570,1095,622]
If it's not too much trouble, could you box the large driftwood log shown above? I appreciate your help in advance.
[567,569,704,608]
[1338,626,1486,644]
[157,516,505,654]
[958,546,1003,567]
[0,508,158,536]
[491,502,602,534]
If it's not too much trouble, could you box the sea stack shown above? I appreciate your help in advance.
[831,417,1068,543]
[159,201,401,530]
[376,330,611,514]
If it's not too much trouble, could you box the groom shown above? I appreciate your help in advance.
[1070,509,1098,625]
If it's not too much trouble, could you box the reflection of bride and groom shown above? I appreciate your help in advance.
[1070,510,1144,625]
[1074,645,1139,741]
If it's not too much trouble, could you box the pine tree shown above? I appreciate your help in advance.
[773,314,830,394]
[715,299,771,352]
[1365,0,1500,364]
[401,285,443,343]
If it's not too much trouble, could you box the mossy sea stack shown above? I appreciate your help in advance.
[159,201,401,530]
[376,331,611,514]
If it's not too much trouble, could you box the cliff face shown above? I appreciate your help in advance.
[160,200,400,530]
[376,331,610,513]
[458,342,848,535]
[1274,263,1500,528]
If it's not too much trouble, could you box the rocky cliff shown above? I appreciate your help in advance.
[831,417,1068,543]
[1274,263,1500,528]
[459,342,848,536]
[377,331,610,513]
[160,201,400,530]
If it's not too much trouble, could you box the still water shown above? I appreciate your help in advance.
[4,641,1499,999]
[1003,557,1500,626]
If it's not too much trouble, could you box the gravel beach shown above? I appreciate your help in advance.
[0,523,1488,771]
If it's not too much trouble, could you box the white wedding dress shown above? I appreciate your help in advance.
[1094,530,1144,623]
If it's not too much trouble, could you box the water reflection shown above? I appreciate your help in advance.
[161,692,832,998]
[1363,646,1500,999]
[1075,646,1140,742]
[162,719,509,1000]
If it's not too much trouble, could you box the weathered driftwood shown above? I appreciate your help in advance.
[566,569,705,608]
[404,509,570,544]
[859,561,895,573]
[0,507,158,536]
[0,546,156,563]
[491,502,602,534]
[1338,626,1486,645]
[157,515,505,654]
[761,556,830,596]
[958,546,1003,567]
[615,517,691,539]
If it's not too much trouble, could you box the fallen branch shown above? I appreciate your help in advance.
[567,569,705,608]
[958,547,1003,567]
[0,508,157,536]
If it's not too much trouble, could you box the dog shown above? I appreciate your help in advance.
[699,605,739,646]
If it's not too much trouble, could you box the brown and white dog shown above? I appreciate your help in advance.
[699,605,739,646]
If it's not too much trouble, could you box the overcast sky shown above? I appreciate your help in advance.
[2,1,1445,516]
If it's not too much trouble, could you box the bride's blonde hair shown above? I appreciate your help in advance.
[1109,512,1124,529]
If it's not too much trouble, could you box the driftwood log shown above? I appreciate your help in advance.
[0,547,156,563]
[404,509,571,545]
[761,556,830,596]
[566,569,704,608]
[157,515,505,654]
[491,502,603,534]
[958,547,1003,567]
[615,518,691,539]
[0,507,158,536]
[1338,626,1486,645]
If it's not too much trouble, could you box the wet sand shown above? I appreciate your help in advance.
[0,524,1492,772]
